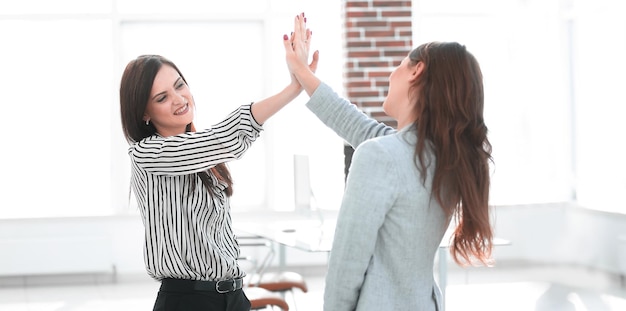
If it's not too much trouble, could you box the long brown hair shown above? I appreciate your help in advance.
[119,55,233,196]
[409,42,493,265]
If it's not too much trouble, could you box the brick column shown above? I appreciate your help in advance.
[342,0,413,179]
[343,0,413,128]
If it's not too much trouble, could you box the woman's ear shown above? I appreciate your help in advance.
[410,61,425,82]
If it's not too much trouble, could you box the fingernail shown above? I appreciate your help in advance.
[283,34,288,40]
[304,17,307,22]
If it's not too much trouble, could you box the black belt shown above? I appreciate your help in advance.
[161,277,244,294]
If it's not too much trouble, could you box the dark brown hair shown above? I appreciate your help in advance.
[409,42,493,265]
[120,55,233,196]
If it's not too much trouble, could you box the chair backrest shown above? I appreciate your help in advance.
[247,287,290,311]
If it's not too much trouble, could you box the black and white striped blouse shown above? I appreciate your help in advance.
[128,104,263,281]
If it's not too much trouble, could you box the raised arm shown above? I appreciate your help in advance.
[250,12,319,125]
[250,83,301,125]
[284,13,394,147]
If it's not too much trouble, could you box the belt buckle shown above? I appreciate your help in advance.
[215,280,234,293]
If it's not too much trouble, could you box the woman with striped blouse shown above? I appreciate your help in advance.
[119,22,316,310]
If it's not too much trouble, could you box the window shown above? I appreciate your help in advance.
[413,0,626,213]
[4,0,620,219]
[570,0,626,213]
[0,19,113,218]
[0,0,345,219]
[414,0,574,205]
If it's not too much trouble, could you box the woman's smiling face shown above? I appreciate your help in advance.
[143,64,194,137]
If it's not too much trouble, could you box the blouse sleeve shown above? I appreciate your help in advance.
[128,104,263,175]
[305,82,396,148]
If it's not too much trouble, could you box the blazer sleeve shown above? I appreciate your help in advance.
[323,139,399,311]
[305,82,396,149]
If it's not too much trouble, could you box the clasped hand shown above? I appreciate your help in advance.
[284,12,319,87]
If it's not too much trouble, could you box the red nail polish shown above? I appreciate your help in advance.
[283,34,288,40]
[304,17,307,22]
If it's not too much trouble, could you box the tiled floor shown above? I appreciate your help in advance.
[1,263,625,311]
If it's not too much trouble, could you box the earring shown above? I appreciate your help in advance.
[145,119,150,125]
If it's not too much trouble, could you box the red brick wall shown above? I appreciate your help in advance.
[341,0,413,178]
[343,0,413,128]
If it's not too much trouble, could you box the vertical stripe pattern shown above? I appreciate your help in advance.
[129,104,262,281]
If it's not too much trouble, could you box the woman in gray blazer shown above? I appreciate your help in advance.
[284,14,494,311]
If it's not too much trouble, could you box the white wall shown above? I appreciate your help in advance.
[492,203,626,273]
[2,203,625,279]
[0,216,145,277]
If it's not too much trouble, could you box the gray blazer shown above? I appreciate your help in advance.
[306,83,448,311]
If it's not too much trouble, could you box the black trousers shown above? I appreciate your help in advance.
[153,279,251,311]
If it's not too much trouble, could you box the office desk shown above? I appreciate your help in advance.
[234,211,510,310]
[234,212,335,253]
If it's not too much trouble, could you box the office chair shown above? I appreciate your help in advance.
[238,235,308,311]
[247,286,290,311]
